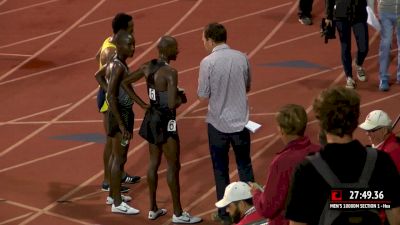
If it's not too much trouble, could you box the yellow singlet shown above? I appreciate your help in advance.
[99,37,116,112]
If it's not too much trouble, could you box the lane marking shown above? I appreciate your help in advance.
[0,104,71,126]
[0,0,179,50]
[0,31,62,50]
[0,0,107,82]
[173,2,292,37]
[0,0,7,7]
[0,0,59,16]
[263,31,320,50]
[0,213,33,225]
[0,143,94,173]
[0,0,109,157]
[0,41,151,86]
[0,52,32,57]
[0,4,291,86]
[3,200,91,225]
[78,0,180,28]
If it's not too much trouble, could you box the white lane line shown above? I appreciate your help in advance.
[0,3,289,86]
[263,31,320,50]
[15,1,204,224]
[0,31,62,50]
[0,52,32,57]
[0,103,71,126]
[0,58,92,86]
[0,0,7,7]
[0,143,94,173]
[0,0,108,156]
[0,1,107,82]
[5,118,144,125]
[0,0,177,50]
[173,2,292,37]
[3,200,91,225]
[78,0,180,28]
[360,92,400,108]
[0,0,60,16]
[0,88,99,158]
[0,41,152,86]
[0,213,33,225]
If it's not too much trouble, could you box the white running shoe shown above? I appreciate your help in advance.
[172,211,202,224]
[106,195,132,205]
[148,208,167,220]
[111,202,139,215]
[356,65,366,82]
[346,77,356,89]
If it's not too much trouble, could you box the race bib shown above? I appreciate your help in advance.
[149,88,156,101]
[167,120,177,132]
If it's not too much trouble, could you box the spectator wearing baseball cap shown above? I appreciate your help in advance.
[359,110,400,172]
[215,182,267,225]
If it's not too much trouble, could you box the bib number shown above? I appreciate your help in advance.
[149,88,156,101]
[167,120,176,132]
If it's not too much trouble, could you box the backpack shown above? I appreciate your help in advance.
[307,148,382,225]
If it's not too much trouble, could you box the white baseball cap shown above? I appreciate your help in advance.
[215,181,252,208]
[359,110,392,131]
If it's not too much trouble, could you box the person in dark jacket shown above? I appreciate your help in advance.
[325,0,369,89]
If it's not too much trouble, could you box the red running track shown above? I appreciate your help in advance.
[0,0,399,224]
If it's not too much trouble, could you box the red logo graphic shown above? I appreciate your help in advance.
[331,190,342,201]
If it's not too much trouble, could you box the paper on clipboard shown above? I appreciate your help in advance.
[245,120,262,133]
[366,6,381,32]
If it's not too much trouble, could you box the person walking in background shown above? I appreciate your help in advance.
[249,104,320,225]
[197,22,254,225]
[298,0,314,25]
[325,0,369,89]
[359,110,400,172]
[376,0,400,91]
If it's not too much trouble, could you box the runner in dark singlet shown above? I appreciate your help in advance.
[121,36,202,223]
[103,30,139,215]
[94,13,140,193]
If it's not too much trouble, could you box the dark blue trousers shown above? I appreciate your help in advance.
[207,123,254,217]
[336,20,369,78]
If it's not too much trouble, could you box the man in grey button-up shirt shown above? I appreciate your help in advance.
[197,22,255,225]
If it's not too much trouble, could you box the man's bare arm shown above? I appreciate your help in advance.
[166,68,180,109]
[107,63,130,139]
[95,66,108,91]
[122,65,149,110]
